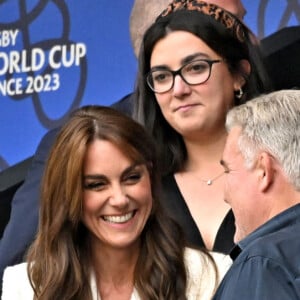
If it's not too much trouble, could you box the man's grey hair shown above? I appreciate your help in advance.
[226,89,300,190]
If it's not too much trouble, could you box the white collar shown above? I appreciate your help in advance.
[90,271,140,300]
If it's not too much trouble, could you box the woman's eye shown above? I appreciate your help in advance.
[187,62,207,73]
[124,172,142,183]
[153,71,171,83]
[84,181,105,190]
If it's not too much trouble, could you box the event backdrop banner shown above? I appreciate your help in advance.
[0,0,299,171]
[0,0,135,170]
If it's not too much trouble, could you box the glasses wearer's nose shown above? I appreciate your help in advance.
[146,59,222,94]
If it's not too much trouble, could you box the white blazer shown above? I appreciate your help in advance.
[1,248,231,300]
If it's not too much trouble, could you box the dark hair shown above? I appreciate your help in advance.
[26,105,189,299]
[134,9,272,174]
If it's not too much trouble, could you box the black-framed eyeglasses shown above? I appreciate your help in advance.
[146,59,222,94]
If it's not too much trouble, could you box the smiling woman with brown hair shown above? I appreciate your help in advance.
[2,105,231,299]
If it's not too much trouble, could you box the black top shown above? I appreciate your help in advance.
[161,173,235,254]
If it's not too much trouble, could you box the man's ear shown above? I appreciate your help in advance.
[255,152,274,192]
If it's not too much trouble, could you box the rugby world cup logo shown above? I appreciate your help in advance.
[0,0,87,128]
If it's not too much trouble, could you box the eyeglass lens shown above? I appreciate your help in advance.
[147,59,220,93]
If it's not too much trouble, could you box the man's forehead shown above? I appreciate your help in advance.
[224,126,242,154]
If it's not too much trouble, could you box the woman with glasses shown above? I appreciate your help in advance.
[134,0,272,254]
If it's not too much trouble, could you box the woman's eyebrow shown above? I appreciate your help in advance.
[151,53,210,70]
[83,163,143,179]
[122,163,144,175]
[180,52,210,65]
[83,174,105,180]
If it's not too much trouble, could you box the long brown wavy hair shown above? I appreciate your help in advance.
[26,105,196,299]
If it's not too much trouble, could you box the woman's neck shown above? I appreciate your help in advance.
[91,245,138,300]
[182,129,227,172]
[92,245,138,283]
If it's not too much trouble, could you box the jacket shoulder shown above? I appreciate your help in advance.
[2,263,34,299]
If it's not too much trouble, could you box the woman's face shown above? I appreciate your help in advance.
[150,30,242,139]
[82,139,152,252]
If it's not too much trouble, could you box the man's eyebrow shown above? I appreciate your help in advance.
[220,159,232,173]
[220,159,228,168]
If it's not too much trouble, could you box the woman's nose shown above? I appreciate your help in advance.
[172,74,191,97]
[108,184,129,208]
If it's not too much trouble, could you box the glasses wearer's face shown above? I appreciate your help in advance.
[146,59,222,94]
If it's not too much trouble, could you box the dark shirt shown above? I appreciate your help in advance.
[161,174,235,254]
[213,203,300,300]
[110,93,133,117]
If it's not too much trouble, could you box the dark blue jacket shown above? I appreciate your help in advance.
[213,203,300,300]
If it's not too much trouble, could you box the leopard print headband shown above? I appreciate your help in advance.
[156,0,247,42]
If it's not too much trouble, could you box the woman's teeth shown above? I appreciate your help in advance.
[103,212,134,223]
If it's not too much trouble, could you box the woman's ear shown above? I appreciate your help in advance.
[234,59,251,90]
[239,59,251,77]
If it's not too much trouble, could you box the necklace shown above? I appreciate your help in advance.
[201,171,224,185]
[195,171,225,186]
